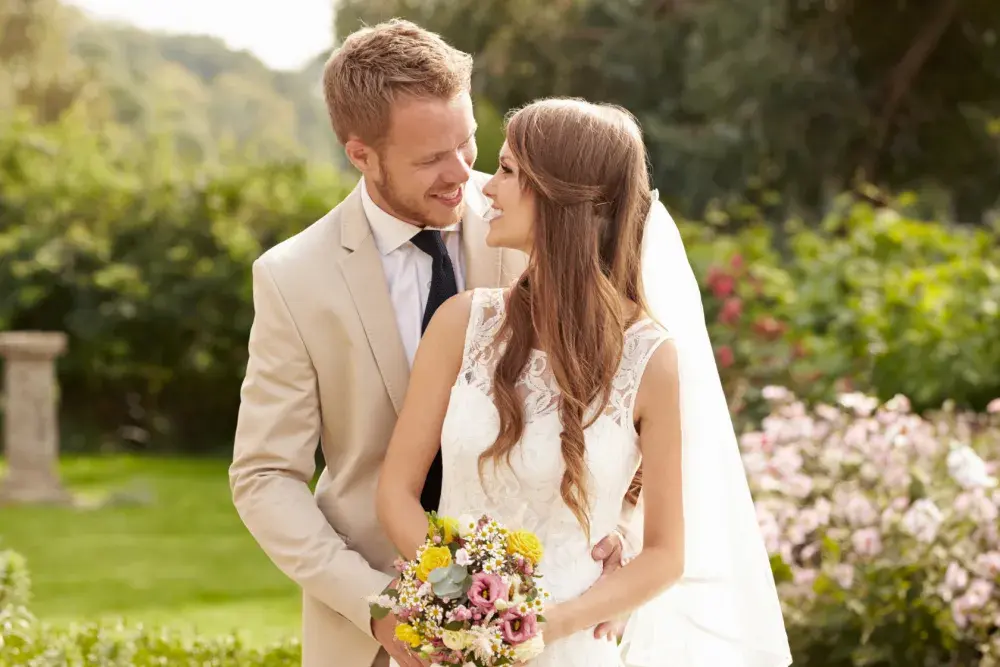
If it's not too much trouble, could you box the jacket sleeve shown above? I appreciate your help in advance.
[230,257,393,640]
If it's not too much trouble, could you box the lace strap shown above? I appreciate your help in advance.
[616,321,673,430]
[457,288,507,392]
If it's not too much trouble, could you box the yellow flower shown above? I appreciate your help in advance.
[394,623,422,648]
[507,529,544,565]
[427,515,460,545]
[439,516,460,544]
[512,635,545,662]
[416,545,453,581]
[441,629,470,650]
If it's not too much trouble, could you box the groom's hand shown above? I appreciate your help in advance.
[590,530,630,642]
[592,530,625,574]
[371,614,428,667]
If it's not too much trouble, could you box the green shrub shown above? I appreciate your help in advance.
[685,192,1000,421]
[787,196,1000,412]
[0,111,353,450]
[0,544,301,665]
[2,111,998,450]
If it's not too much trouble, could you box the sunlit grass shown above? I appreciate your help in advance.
[0,455,300,647]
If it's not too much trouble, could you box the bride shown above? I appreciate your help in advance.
[376,97,792,667]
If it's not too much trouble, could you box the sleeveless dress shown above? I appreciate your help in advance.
[433,287,672,666]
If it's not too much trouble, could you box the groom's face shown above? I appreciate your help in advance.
[370,92,478,229]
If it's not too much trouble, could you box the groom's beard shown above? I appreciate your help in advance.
[372,169,464,229]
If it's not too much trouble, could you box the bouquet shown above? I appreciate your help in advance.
[368,512,550,666]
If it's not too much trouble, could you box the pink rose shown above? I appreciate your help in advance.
[501,610,539,644]
[448,605,473,623]
[718,297,742,325]
[467,572,507,611]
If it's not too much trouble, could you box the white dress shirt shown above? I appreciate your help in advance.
[360,178,466,367]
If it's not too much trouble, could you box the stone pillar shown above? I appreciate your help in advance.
[0,331,72,505]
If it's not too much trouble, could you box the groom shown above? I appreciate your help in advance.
[230,19,635,667]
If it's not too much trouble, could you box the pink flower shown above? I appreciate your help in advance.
[716,345,734,368]
[851,528,883,558]
[501,610,539,644]
[762,386,792,403]
[945,563,970,596]
[987,397,1000,414]
[975,551,1000,578]
[467,572,507,611]
[833,564,854,589]
[718,297,742,325]
[707,267,735,298]
[959,579,994,612]
[901,499,943,543]
[792,567,817,590]
[448,605,473,623]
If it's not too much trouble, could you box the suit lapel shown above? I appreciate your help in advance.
[462,206,503,289]
[338,184,507,416]
[339,185,410,414]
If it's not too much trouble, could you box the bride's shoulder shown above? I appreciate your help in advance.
[422,288,505,349]
[425,291,476,338]
[632,334,679,417]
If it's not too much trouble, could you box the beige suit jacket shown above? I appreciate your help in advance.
[229,172,527,667]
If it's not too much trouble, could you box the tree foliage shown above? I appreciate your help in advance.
[335,0,1000,221]
[0,0,340,167]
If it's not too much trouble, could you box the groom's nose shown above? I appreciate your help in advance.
[442,148,474,185]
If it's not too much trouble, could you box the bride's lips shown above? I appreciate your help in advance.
[431,186,463,208]
[485,206,503,223]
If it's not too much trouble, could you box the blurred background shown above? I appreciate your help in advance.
[0,0,999,664]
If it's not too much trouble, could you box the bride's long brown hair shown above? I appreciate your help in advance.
[478,98,653,540]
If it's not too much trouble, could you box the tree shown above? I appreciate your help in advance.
[334,0,1000,221]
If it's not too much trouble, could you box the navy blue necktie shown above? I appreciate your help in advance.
[410,229,458,511]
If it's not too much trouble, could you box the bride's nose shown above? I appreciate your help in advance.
[482,175,498,200]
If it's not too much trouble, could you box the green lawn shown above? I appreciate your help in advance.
[0,455,302,647]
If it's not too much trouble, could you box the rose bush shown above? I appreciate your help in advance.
[681,193,1000,425]
[744,389,1000,666]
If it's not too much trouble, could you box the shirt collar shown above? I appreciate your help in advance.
[360,177,460,256]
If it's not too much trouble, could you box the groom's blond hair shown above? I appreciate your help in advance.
[323,19,473,147]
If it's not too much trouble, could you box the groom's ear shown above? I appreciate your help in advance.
[344,138,378,175]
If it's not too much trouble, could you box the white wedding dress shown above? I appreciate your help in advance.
[388,195,793,667]
[436,286,671,666]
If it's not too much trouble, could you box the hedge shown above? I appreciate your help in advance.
[3,390,999,665]
[0,545,300,665]
[2,111,999,450]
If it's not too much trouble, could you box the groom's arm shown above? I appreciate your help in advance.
[229,257,392,639]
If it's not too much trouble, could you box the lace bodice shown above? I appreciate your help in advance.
[435,287,672,666]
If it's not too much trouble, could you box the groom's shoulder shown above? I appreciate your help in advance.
[255,186,359,271]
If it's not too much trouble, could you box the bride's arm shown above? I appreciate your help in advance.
[543,339,685,642]
[376,292,472,561]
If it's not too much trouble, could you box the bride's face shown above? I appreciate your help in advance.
[482,142,536,252]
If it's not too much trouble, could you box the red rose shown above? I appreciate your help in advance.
[719,297,742,325]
